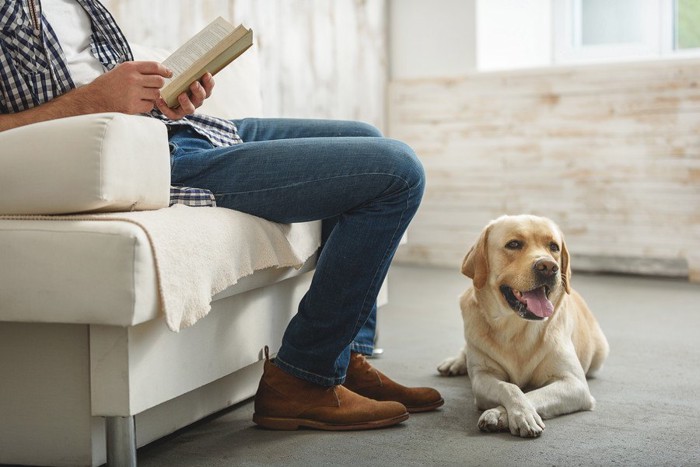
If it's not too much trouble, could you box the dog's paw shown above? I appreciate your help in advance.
[478,407,508,432]
[437,354,468,376]
[507,405,545,438]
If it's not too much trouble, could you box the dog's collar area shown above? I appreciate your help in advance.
[499,285,553,321]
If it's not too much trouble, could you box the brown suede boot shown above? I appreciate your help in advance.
[253,350,409,431]
[344,352,444,413]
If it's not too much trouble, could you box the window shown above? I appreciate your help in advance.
[675,0,700,49]
[554,0,700,65]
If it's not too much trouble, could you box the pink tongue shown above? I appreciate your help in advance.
[522,288,554,318]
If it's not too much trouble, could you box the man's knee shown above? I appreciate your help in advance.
[386,139,425,191]
[369,139,425,213]
[343,120,383,138]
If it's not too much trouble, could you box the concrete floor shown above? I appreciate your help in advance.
[138,264,700,466]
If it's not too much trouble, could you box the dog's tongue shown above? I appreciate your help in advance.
[523,287,554,318]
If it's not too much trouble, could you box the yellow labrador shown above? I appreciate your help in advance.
[438,215,609,438]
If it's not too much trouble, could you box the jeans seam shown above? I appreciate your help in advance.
[274,355,345,386]
[350,342,374,355]
[211,172,408,197]
[348,177,412,345]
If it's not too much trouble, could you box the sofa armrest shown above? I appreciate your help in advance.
[0,113,170,215]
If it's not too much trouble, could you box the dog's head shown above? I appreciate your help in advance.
[462,215,571,321]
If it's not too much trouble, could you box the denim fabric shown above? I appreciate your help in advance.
[349,303,377,356]
[169,118,425,386]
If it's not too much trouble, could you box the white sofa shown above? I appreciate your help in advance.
[0,46,380,466]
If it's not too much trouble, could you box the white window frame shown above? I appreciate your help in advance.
[661,0,700,57]
[553,0,700,65]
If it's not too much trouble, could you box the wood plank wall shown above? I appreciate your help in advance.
[389,59,700,281]
[102,0,388,129]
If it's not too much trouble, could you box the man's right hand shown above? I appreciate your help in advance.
[85,61,173,115]
[0,60,173,132]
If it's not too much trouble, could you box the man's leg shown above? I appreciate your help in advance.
[172,129,422,381]
[170,119,441,427]
[236,118,384,358]
[234,117,383,142]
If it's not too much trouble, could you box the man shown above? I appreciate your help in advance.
[0,0,443,430]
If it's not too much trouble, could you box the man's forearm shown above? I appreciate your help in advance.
[0,85,101,132]
[0,61,189,133]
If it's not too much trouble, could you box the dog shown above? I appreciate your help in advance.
[438,214,609,438]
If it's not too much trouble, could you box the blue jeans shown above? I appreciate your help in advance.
[169,118,425,386]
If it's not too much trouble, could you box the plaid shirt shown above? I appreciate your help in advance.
[0,0,242,207]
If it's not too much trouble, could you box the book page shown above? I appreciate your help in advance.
[159,17,252,107]
[162,17,234,79]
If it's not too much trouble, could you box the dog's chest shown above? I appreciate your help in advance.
[500,347,548,388]
[471,325,552,389]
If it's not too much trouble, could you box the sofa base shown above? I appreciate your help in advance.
[0,270,312,467]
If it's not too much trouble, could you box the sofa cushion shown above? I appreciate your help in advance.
[0,208,320,327]
[0,218,160,325]
[0,113,171,215]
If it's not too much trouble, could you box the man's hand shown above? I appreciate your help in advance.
[0,60,211,133]
[85,61,174,115]
[155,73,215,120]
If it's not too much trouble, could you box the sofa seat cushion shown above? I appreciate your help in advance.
[0,113,171,215]
[0,206,320,328]
[0,218,159,325]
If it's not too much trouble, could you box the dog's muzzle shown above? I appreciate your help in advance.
[500,285,554,320]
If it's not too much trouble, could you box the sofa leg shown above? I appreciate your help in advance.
[106,416,137,466]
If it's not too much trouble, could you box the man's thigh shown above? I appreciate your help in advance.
[233,118,382,142]
[171,136,419,223]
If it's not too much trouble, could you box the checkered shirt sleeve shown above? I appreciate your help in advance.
[169,186,217,207]
[1,0,241,208]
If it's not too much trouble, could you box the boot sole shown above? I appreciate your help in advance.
[407,398,445,413]
[253,412,409,431]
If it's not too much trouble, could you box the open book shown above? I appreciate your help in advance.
[160,17,254,108]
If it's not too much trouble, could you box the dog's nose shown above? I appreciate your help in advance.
[534,259,559,278]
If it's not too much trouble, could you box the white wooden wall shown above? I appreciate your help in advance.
[102,0,388,130]
[389,59,700,281]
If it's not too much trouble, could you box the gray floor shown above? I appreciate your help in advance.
[138,264,700,467]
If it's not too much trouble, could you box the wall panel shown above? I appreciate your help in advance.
[389,59,700,280]
[103,0,387,129]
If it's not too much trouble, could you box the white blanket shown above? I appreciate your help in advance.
[2,205,321,331]
[122,205,321,331]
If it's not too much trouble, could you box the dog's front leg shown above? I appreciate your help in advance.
[471,370,545,438]
[524,373,595,420]
[437,345,469,376]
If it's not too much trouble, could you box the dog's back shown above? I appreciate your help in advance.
[568,289,609,376]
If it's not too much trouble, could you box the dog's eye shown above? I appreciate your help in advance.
[505,240,522,250]
[550,242,560,252]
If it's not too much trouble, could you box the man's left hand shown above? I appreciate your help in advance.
[155,72,215,119]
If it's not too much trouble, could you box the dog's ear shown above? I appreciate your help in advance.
[462,226,490,289]
[560,234,572,295]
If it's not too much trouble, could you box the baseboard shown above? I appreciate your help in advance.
[572,254,689,279]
